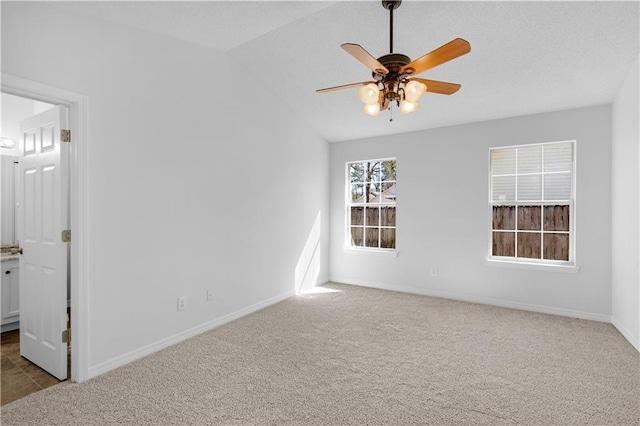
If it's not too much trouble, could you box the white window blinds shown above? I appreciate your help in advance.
[491,142,573,202]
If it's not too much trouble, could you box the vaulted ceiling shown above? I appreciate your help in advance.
[50,1,639,142]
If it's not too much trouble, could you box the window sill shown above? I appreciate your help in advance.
[486,258,579,273]
[344,247,398,258]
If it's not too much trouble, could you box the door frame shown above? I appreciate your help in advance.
[2,73,89,383]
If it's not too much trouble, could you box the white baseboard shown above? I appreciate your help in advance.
[329,277,612,323]
[612,317,640,352]
[88,290,295,379]
[1,321,19,333]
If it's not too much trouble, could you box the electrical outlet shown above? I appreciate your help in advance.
[206,289,213,301]
[177,296,187,311]
[430,266,438,277]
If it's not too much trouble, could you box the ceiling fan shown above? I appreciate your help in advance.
[317,0,471,117]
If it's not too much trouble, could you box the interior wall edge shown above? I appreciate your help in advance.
[610,53,640,352]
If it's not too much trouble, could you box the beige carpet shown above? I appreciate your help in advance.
[1,282,639,425]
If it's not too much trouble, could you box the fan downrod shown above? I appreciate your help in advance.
[382,1,401,54]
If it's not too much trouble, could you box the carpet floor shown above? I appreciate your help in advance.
[1,282,639,425]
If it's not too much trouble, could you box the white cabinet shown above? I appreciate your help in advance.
[1,259,19,325]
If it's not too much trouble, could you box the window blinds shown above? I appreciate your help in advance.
[491,142,573,202]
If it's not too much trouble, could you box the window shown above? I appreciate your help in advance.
[490,141,575,264]
[347,158,396,250]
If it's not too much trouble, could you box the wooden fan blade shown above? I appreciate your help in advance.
[410,78,461,95]
[316,81,376,93]
[401,38,471,76]
[341,43,389,75]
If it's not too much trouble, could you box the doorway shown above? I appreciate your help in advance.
[1,93,70,404]
[1,74,89,391]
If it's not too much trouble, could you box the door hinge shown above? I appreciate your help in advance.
[62,329,69,343]
[61,129,71,143]
[62,229,71,243]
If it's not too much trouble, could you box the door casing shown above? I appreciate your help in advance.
[2,73,89,383]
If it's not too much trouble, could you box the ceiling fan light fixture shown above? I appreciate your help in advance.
[400,100,419,115]
[358,83,380,105]
[363,103,381,116]
[404,80,427,103]
[316,1,470,119]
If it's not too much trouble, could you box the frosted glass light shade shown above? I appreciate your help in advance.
[363,103,380,116]
[400,100,419,114]
[404,81,427,103]
[358,83,380,105]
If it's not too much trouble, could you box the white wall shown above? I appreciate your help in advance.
[612,55,640,350]
[330,105,612,320]
[2,3,329,375]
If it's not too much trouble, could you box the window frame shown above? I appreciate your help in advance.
[487,140,577,270]
[345,157,397,254]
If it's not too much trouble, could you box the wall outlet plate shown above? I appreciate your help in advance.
[206,290,213,301]
[177,296,187,311]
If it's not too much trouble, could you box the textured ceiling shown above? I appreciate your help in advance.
[49,1,639,142]
[50,1,338,51]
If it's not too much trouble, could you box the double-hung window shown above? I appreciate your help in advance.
[490,141,575,264]
[347,158,397,251]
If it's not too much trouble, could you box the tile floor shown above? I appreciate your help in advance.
[1,329,68,406]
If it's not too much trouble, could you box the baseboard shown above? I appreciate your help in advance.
[88,289,295,379]
[1,321,19,333]
[329,277,611,323]
[611,317,640,352]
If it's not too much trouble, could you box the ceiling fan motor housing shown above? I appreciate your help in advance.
[376,53,411,75]
[374,53,412,104]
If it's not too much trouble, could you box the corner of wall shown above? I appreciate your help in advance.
[611,54,640,352]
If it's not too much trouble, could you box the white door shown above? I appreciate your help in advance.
[18,106,69,380]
